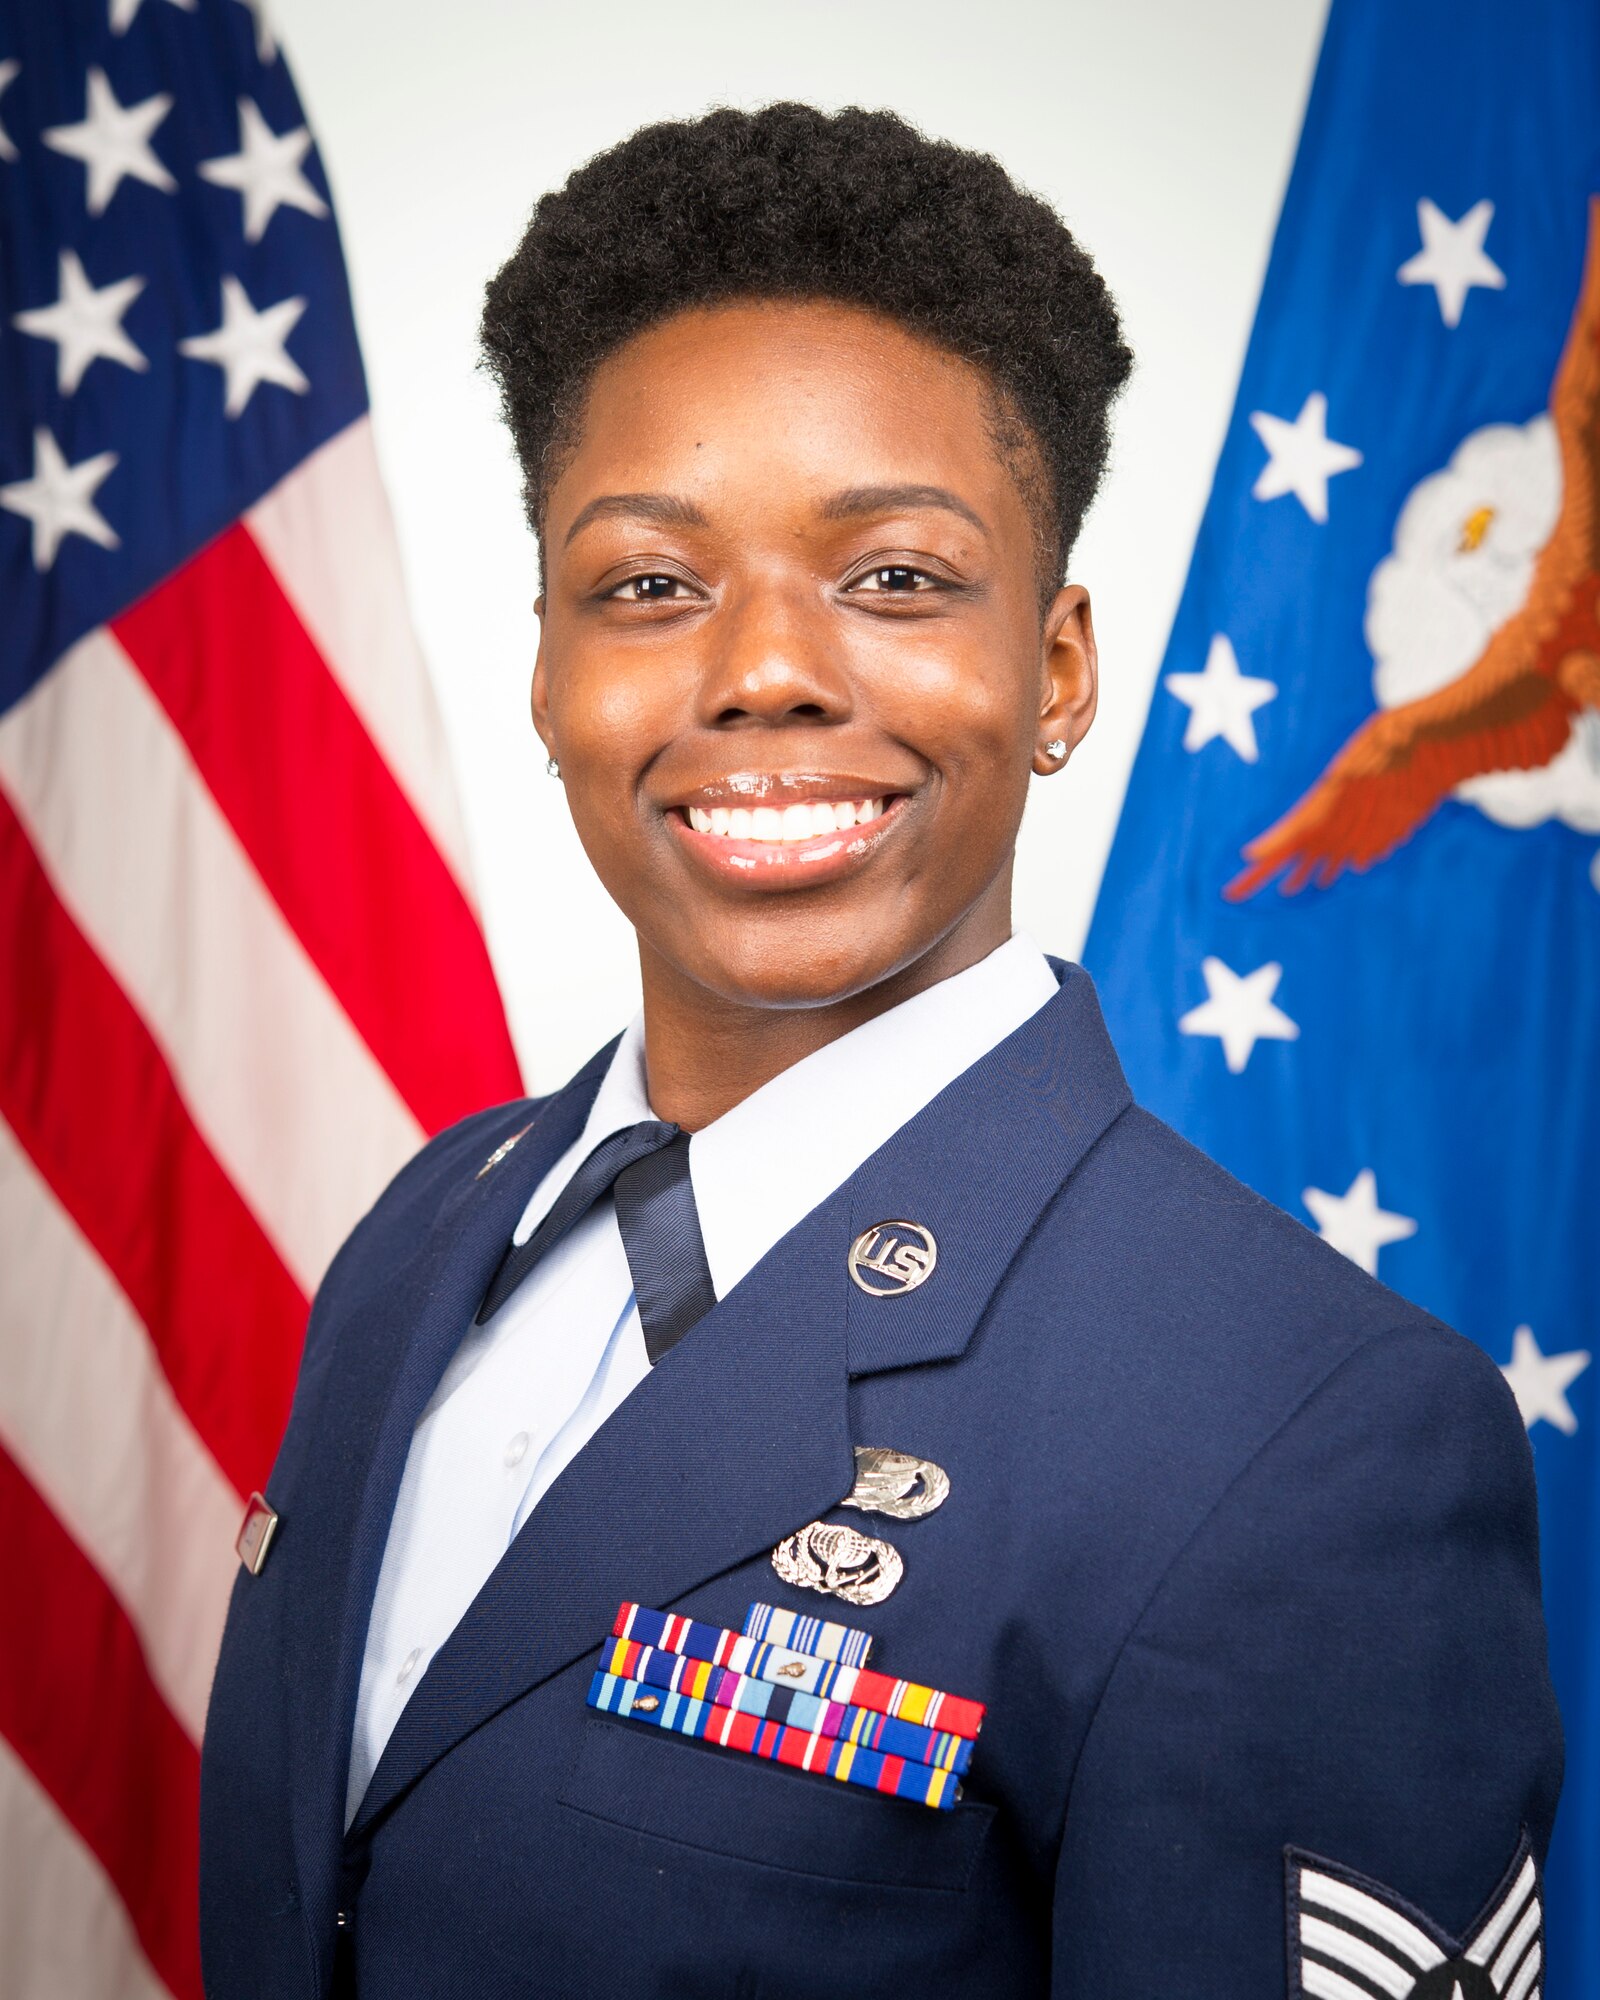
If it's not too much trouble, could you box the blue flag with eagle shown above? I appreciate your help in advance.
[1084,1,1598,1991]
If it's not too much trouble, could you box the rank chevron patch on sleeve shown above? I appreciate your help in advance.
[1286,1833,1542,2000]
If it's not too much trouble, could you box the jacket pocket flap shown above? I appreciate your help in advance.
[557,1716,994,1891]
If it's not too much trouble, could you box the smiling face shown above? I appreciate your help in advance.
[534,298,1098,1020]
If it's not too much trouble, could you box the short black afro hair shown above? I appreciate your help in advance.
[480,103,1132,585]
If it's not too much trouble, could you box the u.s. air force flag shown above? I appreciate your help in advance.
[1084,2,1598,1993]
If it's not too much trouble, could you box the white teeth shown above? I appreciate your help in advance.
[685,797,888,840]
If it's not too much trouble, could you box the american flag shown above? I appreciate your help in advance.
[0,3,521,1993]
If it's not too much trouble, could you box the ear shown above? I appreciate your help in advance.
[1032,584,1098,776]
[530,593,553,756]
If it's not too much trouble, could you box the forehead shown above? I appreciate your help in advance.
[546,298,1030,540]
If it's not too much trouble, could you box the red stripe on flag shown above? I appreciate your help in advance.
[0,1446,202,2000]
[0,792,305,1496]
[112,525,521,1136]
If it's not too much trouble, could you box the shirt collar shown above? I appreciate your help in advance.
[547,933,1058,1299]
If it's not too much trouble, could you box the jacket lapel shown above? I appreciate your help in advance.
[844,960,1133,1376]
[348,959,1133,1839]
[283,1046,614,1924]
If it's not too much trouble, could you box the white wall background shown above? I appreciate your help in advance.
[272,0,1329,1093]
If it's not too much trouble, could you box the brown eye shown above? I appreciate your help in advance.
[851,566,935,593]
[612,574,687,600]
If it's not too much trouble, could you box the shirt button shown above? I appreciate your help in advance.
[504,1431,530,1467]
[396,1648,422,1686]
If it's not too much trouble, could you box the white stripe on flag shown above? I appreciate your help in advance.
[0,1736,171,2000]
[245,417,475,899]
[0,628,424,1294]
[0,1116,237,1742]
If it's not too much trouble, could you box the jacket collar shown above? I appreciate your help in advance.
[325,960,1129,1849]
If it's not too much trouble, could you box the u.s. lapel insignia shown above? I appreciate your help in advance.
[841,1445,950,1520]
[771,1520,903,1606]
[476,1120,535,1179]
[1287,1831,1542,2000]
[847,1219,936,1297]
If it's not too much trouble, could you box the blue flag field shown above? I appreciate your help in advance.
[1085,2,1598,1990]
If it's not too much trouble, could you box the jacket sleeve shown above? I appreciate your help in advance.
[1050,1321,1563,1998]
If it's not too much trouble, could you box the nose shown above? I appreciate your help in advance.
[695,576,853,731]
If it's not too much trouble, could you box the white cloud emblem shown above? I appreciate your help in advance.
[1365,414,1600,837]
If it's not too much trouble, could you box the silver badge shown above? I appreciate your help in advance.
[771,1520,904,1605]
[847,1220,937,1297]
[476,1120,534,1179]
[841,1445,950,1521]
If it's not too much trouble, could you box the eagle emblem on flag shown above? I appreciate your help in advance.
[1288,1835,1543,2000]
[1230,198,1600,899]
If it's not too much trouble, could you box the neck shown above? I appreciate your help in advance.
[637,895,1013,1131]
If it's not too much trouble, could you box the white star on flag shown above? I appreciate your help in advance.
[0,427,120,570]
[1165,634,1278,761]
[199,97,328,241]
[180,275,309,417]
[42,67,176,216]
[233,0,278,62]
[1397,197,1506,328]
[14,250,148,395]
[110,0,197,33]
[1301,1169,1417,1277]
[0,59,19,163]
[1501,1323,1591,1435]
[1249,392,1363,523]
[1178,956,1299,1073]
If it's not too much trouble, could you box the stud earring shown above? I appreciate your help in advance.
[1043,739,1067,760]
[545,755,561,780]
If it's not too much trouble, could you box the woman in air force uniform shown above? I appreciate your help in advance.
[199,104,1562,2000]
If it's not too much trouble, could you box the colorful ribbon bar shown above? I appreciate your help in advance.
[608,1604,985,1739]
[741,1601,873,1666]
[587,1670,963,1811]
[598,1641,974,1774]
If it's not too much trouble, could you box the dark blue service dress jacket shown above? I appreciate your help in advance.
[199,962,1562,1998]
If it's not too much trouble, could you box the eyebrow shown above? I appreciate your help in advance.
[564,492,711,546]
[819,484,989,536]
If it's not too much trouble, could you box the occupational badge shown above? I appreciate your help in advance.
[1287,1832,1541,2000]
[847,1219,937,1297]
[840,1445,950,1520]
[770,1519,903,1605]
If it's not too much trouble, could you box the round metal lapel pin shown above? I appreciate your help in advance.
[847,1220,937,1297]
[771,1520,904,1606]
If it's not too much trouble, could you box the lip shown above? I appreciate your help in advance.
[667,789,912,891]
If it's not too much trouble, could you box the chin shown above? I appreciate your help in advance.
[675,915,924,1013]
